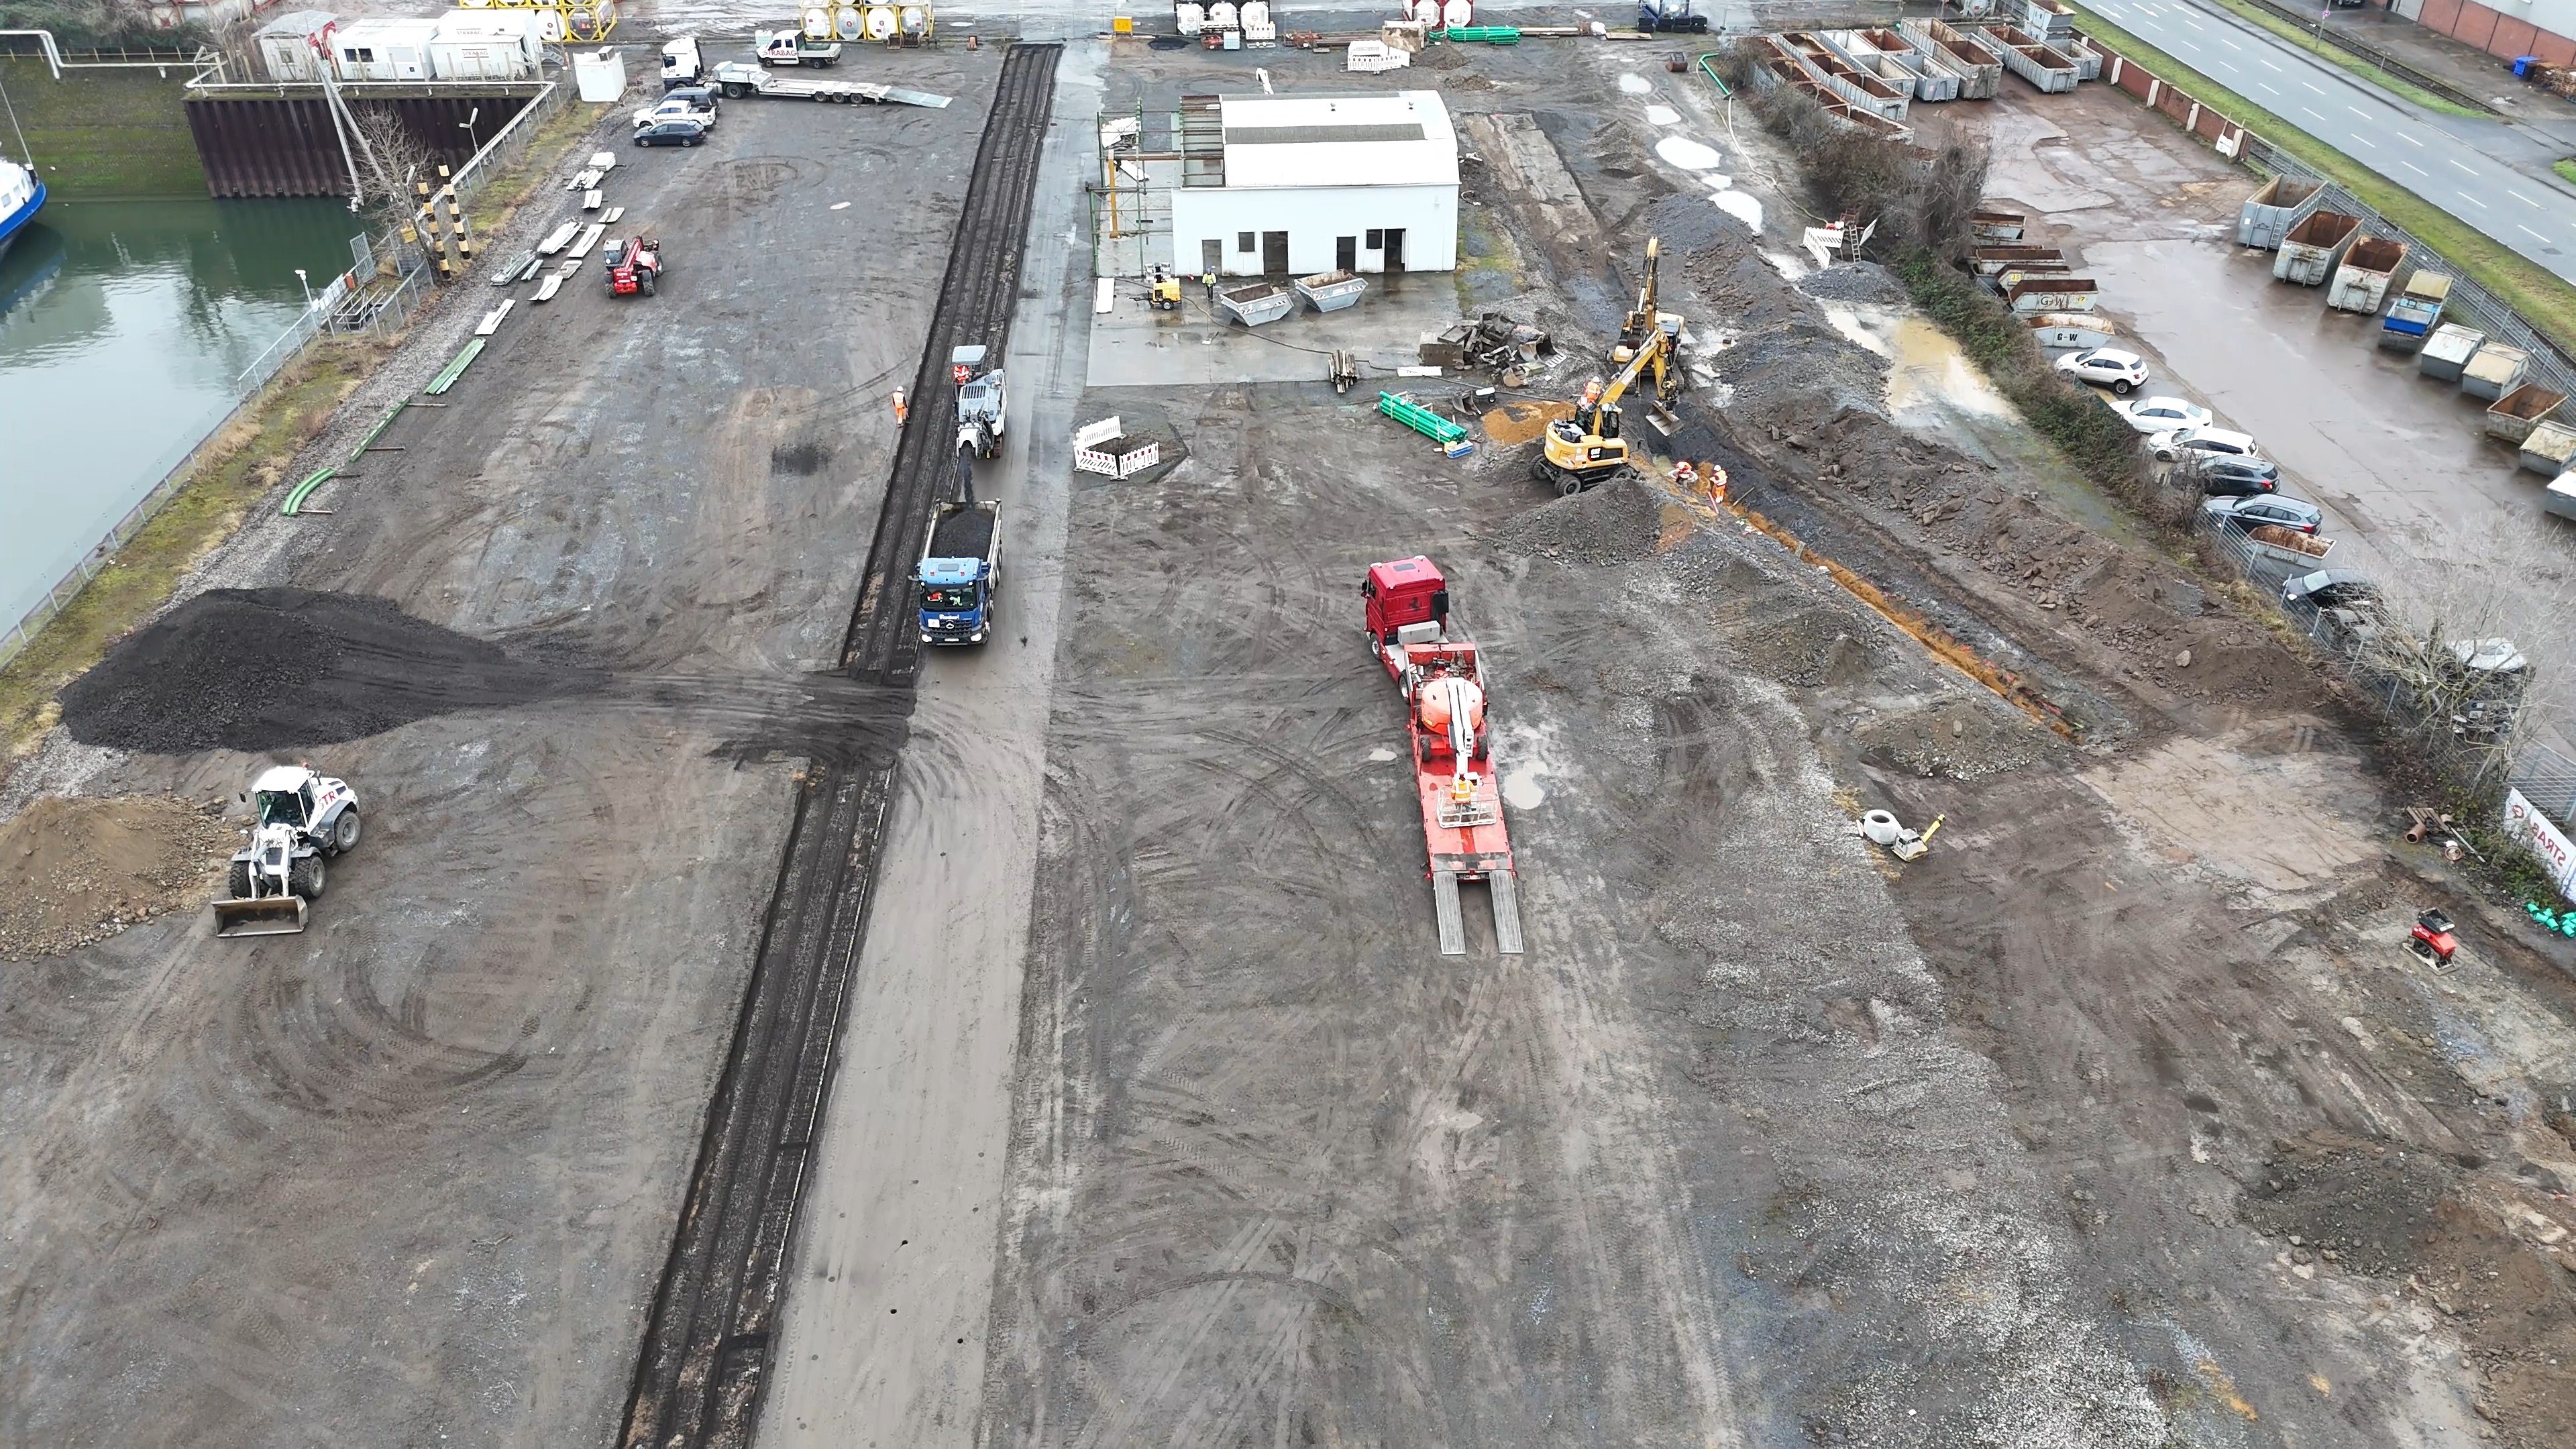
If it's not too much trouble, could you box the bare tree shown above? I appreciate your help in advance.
[345,105,434,221]
[2345,518,2576,784]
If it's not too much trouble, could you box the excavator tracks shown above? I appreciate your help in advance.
[616,43,1061,1449]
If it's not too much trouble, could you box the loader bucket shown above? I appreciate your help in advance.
[213,894,309,938]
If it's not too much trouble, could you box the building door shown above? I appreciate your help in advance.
[1383,228,1407,272]
[1200,238,1222,276]
[1336,235,1357,271]
[1262,230,1289,274]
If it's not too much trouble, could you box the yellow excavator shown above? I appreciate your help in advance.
[1534,237,1688,496]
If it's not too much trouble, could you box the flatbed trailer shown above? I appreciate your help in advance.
[1364,555,1523,957]
[708,61,952,107]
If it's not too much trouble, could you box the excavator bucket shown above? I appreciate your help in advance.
[213,894,308,938]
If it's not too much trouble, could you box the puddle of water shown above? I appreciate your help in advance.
[1368,747,1397,763]
[1711,191,1764,233]
[1503,767,1547,810]
[1645,104,1679,126]
[1703,172,1734,190]
[1619,72,1652,94]
[1654,136,1723,170]
[1820,303,2013,421]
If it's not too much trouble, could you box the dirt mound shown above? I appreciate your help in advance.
[0,795,233,959]
[2239,1133,2451,1278]
[60,588,602,754]
[1856,696,2051,780]
[1729,606,1880,688]
[1488,476,1678,566]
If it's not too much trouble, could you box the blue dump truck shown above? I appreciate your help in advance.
[916,499,1002,647]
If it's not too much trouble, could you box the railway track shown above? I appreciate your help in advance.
[616,43,1062,1449]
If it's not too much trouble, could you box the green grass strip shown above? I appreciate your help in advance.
[280,467,334,517]
[2072,2,2576,356]
[424,338,485,396]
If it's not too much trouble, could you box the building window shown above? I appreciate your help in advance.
[1366,229,1384,250]
[1237,231,1255,253]
[344,46,374,61]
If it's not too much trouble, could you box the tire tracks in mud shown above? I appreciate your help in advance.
[613,44,1061,1449]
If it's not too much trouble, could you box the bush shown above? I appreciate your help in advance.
[0,0,203,49]
[1727,45,1991,261]
[1896,251,2161,505]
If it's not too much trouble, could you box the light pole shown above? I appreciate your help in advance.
[459,106,481,158]
[294,268,314,311]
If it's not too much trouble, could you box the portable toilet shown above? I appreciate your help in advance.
[254,10,338,82]
[333,17,441,80]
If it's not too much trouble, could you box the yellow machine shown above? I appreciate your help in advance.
[1147,266,1181,311]
[1615,236,1686,364]
[1534,314,1684,496]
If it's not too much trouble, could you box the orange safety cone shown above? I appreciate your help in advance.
[891,388,908,424]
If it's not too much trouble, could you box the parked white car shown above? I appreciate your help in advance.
[633,90,717,129]
[2112,396,2212,435]
[2054,346,2149,395]
[2151,425,2261,463]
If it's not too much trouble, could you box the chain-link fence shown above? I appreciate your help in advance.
[2185,484,2576,822]
[2234,138,2576,401]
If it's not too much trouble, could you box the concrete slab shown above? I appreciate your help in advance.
[1087,271,1460,388]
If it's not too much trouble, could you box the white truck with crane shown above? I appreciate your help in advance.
[212,764,363,937]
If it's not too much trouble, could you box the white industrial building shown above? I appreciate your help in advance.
[1167,90,1458,278]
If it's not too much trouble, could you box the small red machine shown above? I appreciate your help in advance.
[606,235,661,297]
[2408,908,2458,968]
[1364,556,1523,957]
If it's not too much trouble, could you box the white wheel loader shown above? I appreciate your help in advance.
[213,765,362,938]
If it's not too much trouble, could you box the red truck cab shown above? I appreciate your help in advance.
[1363,555,1449,650]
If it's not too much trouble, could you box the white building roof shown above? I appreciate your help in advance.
[1217,90,1457,190]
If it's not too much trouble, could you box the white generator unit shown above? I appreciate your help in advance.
[1174,0,1206,33]
[429,11,543,80]
[332,17,441,81]
[1441,0,1471,24]
[254,9,338,83]
[1241,1,1275,41]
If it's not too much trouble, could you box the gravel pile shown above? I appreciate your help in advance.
[1855,696,2051,780]
[2239,1135,2451,1279]
[1798,262,1906,306]
[1488,476,1672,566]
[1728,606,1880,688]
[60,588,601,753]
[0,794,234,960]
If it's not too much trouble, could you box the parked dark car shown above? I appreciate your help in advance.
[2187,453,2281,498]
[2282,568,2377,612]
[634,117,708,148]
[2202,493,2324,535]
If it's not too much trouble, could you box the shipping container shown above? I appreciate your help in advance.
[331,17,440,81]
[2463,343,2532,402]
[255,10,339,83]
[2273,210,2361,286]
[2418,323,2485,382]
[429,11,543,81]
[2236,174,2324,251]
[2327,236,2407,315]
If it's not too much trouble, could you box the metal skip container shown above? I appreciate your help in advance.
[2418,322,2484,382]
[2273,210,2361,286]
[1294,270,1368,313]
[1218,282,1293,326]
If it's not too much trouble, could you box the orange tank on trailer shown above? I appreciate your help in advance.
[1362,556,1523,957]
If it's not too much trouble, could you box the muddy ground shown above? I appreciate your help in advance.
[0,50,991,1447]
[981,34,2576,1449]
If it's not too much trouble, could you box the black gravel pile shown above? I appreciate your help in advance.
[1489,476,1670,567]
[61,588,601,753]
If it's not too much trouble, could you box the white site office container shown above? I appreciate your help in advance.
[332,18,441,82]
[255,10,339,83]
[429,11,543,81]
